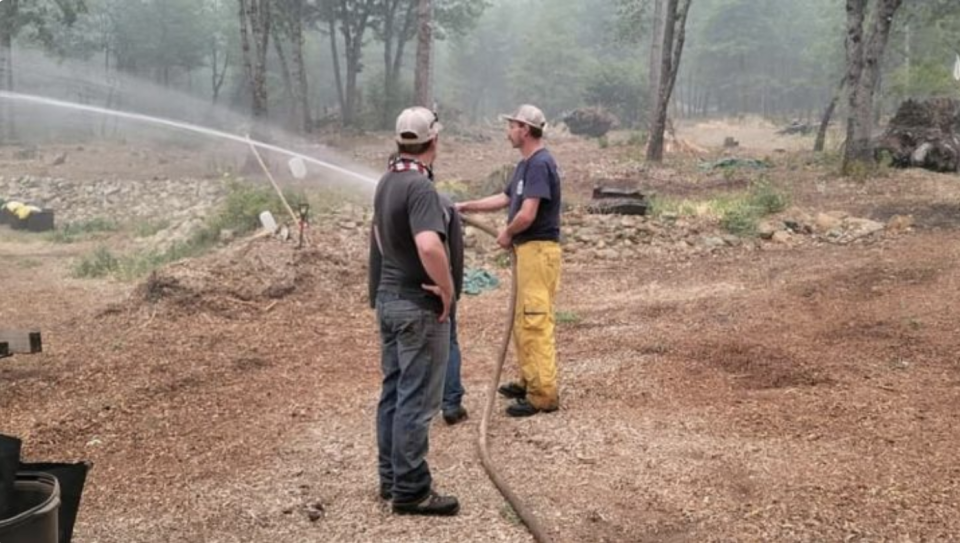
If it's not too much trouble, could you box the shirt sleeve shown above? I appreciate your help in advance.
[407,179,447,240]
[522,158,553,201]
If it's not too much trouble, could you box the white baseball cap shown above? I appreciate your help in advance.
[395,106,443,144]
[499,104,547,130]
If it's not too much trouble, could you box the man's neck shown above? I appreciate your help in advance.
[520,140,544,159]
[397,153,432,166]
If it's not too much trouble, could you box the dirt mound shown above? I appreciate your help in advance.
[121,234,365,320]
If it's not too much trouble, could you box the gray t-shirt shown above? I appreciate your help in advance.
[368,169,448,312]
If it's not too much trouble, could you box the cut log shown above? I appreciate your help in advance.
[0,331,42,354]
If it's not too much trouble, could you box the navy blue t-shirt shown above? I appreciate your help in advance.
[503,148,562,244]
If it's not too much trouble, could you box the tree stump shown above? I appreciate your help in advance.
[875,98,960,173]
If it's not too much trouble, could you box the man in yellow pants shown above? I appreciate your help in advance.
[456,104,562,417]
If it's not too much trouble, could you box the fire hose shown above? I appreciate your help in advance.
[460,215,555,543]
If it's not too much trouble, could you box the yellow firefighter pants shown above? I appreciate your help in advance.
[513,240,562,410]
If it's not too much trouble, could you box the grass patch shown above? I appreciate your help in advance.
[500,504,522,525]
[556,310,581,325]
[72,181,310,280]
[73,246,120,278]
[626,131,647,147]
[15,258,42,269]
[133,219,170,238]
[47,217,118,243]
[649,178,789,237]
[719,178,789,236]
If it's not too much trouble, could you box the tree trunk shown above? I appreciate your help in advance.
[414,0,433,108]
[647,0,664,128]
[381,0,397,128]
[843,0,903,173]
[381,0,416,128]
[0,0,19,144]
[210,40,229,104]
[239,0,271,124]
[344,44,362,127]
[815,75,846,152]
[647,0,692,163]
[327,15,346,121]
[334,0,373,127]
[273,34,295,128]
[290,0,312,133]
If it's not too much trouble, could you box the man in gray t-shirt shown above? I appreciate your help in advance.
[367,106,459,516]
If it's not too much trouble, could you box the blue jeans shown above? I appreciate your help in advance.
[375,292,450,503]
[442,312,465,413]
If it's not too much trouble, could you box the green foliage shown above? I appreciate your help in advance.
[211,181,305,237]
[71,182,307,281]
[720,178,789,235]
[652,178,788,236]
[720,204,759,236]
[134,219,171,238]
[47,217,118,243]
[73,246,120,278]
[111,0,208,78]
[888,61,957,102]
[16,258,42,269]
[114,241,205,281]
[556,310,581,324]
[597,136,609,149]
[583,61,646,127]
[500,503,522,525]
[1,0,86,52]
[508,27,593,116]
[627,131,648,147]
[686,0,844,117]
[749,178,789,215]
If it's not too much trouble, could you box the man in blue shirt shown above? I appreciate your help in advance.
[456,104,563,417]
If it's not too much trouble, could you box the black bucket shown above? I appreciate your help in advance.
[0,435,22,518]
[20,462,89,543]
[0,472,60,543]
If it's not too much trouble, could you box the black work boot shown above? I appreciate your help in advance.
[442,406,468,425]
[379,483,391,500]
[497,382,526,400]
[506,398,558,418]
[392,490,460,516]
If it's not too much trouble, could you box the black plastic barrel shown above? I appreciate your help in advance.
[0,435,21,518]
[21,462,89,543]
[0,472,60,543]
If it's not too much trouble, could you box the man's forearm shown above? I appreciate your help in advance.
[460,193,509,213]
[505,214,534,237]
[417,238,454,298]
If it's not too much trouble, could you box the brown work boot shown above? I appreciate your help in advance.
[392,490,460,516]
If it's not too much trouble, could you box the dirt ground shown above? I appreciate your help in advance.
[3,119,960,542]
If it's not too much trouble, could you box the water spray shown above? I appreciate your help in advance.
[0,91,377,187]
